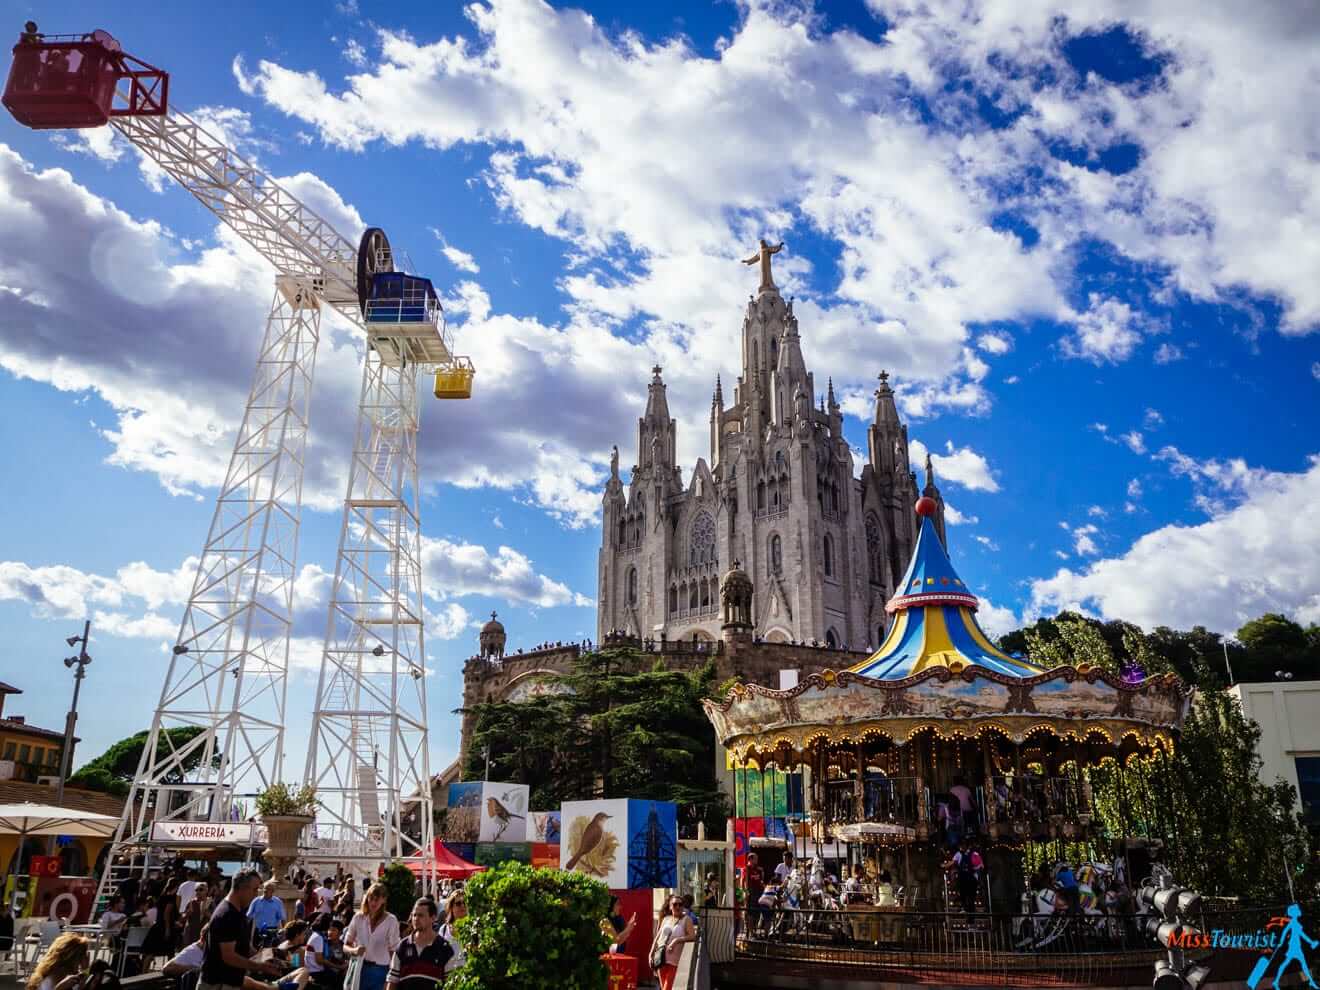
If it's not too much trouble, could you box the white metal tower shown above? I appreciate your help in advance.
[304,331,433,869]
[1,32,469,904]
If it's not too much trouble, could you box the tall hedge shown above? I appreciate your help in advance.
[448,863,610,990]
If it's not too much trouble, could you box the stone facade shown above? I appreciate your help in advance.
[597,266,943,649]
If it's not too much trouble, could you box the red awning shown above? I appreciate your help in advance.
[402,842,486,879]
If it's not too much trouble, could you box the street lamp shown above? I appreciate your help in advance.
[55,623,92,807]
[51,620,92,851]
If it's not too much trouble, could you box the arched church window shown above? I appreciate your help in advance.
[618,517,626,546]
[690,583,699,609]
[770,337,778,367]
[701,579,711,608]
[770,479,780,509]
[866,514,883,586]
[824,534,834,578]
[770,534,783,576]
[689,511,716,566]
[780,472,790,505]
[627,567,638,605]
[669,585,678,615]
[826,628,838,649]
[757,481,766,511]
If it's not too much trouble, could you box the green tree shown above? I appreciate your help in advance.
[462,649,730,831]
[449,863,610,990]
[1088,688,1311,903]
[1237,613,1317,681]
[67,727,211,797]
[379,861,417,923]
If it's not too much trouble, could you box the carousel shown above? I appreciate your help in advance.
[705,496,1194,946]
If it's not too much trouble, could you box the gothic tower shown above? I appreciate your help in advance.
[598,243,936,651]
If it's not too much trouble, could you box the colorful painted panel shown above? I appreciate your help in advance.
[561,798,629,889]
[526,810,562,844]
[530,843,560,868]
[474,842,531,867]
[444,782,483,843]
[625,799,677,889]
[732,817,765,870]
[732,769,801,817]
[479,782,530,843]
[442,842,475,865]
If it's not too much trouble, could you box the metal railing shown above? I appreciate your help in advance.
[699,905,1284,986]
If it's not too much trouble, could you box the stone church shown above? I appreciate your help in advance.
[597,241,945,650]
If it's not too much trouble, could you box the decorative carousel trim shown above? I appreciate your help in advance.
[885,589,981,614]
[724,715,1175,765]
[704,661,1191,714]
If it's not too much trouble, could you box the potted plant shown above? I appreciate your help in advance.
[257,783,317,889]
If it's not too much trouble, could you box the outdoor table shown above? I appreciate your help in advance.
[601,952,638,990]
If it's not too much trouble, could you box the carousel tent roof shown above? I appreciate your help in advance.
[849,500,1043,680]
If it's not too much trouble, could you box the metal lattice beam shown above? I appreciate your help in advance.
[95,279,320,908]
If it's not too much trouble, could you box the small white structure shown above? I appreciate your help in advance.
[1229,679,1320,820]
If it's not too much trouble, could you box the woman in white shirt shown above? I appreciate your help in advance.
[26,932,87,990]
[649,896,695,990]
[345,883,399,990]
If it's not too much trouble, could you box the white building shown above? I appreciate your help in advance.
[1229,679,1320,821]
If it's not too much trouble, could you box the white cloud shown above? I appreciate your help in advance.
[426,603,472,641]
[1154,343,1185,364]
[422,537,592,608]
[430,227,480,273]
[943,503,978,526]
[1143,408,1164,430]
[1311,361,1320,381]
[1121,430,1147,455]
[343,39,368,68]
[977,331,1012,355]
[1127,478,1144,498]
[1031,455,1320,632]
[1073,524,1100,556]
[910,440,1000,492]
[1065,294,1143,364]
[976,598,1019,639]
[1087,505,1108,518]
[1154,444,1278,515]
[972,534,999,551]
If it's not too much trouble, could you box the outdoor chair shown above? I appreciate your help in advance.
[119,925,152,977]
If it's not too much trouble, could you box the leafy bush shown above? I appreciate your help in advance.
[254,782,317,817]
[448,863,610,990]
[380,862,418,925]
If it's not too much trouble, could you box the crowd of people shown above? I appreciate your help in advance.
[19,862,472,990]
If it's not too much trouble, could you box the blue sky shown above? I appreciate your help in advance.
[1,0,1318,775]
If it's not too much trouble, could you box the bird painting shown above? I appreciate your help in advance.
[565,812,614,874]
[485,795,526,842]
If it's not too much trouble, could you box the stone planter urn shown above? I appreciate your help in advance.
[261,814,314,912]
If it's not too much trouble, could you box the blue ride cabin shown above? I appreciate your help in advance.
[365,271,439,325]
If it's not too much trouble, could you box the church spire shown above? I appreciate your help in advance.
[873,369,900,426]
[921,452,948,547]
[713,373,723,407]
[645,364,671,421]
[827,377,838,410]
[638,364,676,476]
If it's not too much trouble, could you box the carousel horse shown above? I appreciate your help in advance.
[1015,862,1121,948]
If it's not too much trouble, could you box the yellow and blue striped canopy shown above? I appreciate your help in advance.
[849,514,1042,680]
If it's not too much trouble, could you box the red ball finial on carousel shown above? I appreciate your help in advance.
[915,496,937,517]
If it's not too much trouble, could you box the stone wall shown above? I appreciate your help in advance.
[457,634,871,766]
